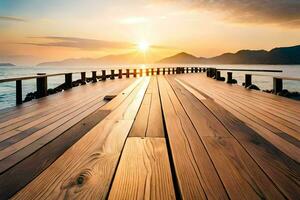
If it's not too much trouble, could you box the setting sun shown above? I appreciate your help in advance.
[138,41,149,52]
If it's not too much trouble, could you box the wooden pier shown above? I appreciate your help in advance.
[0,68,299,199]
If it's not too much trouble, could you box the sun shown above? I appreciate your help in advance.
[138,41,149,52]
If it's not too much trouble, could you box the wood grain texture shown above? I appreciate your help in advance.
[174,75,300,199]
[158,76,228,200]
[108,137,175,200]
[167,77,285,200]
[129,77,164,137]
[12,77,149,200]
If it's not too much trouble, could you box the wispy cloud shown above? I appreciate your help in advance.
[0,16,26,22]
[154,0,300,27]
[21,36,136,51]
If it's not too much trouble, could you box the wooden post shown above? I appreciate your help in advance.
[203,68,206,72]
[133,69,137,77]
[65,73,72,89]
[227,72,233,83]
[146,68,149,76]
[157,68,160,75]
[16,80,22,105]
[36,74,47,98]
[168,68,171,74]
[126,69,130,78]
[199,68,202,72]
[216,71,221,80]
[151,68,154,75]
[191,67,194,73]
[186,67,189,73]
[163,68,165,75]
[245,74,252,88]
[118,69,122,79]
[110,70,115,80]
[195,67,198,73]
[139,69,143,76]
[273,78,283,94]
[92,71,97,83]
[102,70,106,81]
[172,68,175,74]
[81,72,86,84]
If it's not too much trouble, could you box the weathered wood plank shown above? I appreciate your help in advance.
[158,76,228,200]
[167,77,284,199]
[12,77,149,200]
[173,76,300,199]
[108,137,175,200]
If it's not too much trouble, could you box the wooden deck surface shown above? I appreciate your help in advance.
[0,73,299,199]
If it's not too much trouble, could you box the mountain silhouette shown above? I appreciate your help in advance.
[37,45,300,66]
[159,45,300,64]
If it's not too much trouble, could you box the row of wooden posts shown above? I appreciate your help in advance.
[206,67,284,94]
[16,67,206,105]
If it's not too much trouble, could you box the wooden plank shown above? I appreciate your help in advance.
[129,77,164,137]
[146,77,164,137]
[173,76,300,199]
[129,93,151,137]
[177,76,300,162]
[108,137,175,200]
[0,79,140,174]
[157,76,228,200]
[167,77,284,199]
[12,77,149,200]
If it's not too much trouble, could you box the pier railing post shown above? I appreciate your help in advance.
[157,68,160,75]
[133,69,137,77]
[273,78,283,94]
[110,70,115,80]
[118,69,122,79]
[146,68,149,76]
[172,68,175,74]
[163,68,165,75]
[65,73,73,89]
[191,67,194,73]
[151,68,154,75]
[216,70,221,80]
[139,69,143,77]
[168,68,171,74]
[227,72,233,83]
[245,74,252,88]
[36,73,47,98]
[199,68,202,73]
[203,68,206,72]
[102,70,106,81]
[16,80,22,105]
[81,72,86,84]
[195,67,198,73]
[126,69,130,78]
[92,71,97,83]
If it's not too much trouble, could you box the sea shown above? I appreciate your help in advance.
[0,64,300,110]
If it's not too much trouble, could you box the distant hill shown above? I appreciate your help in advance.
[37,52,156,66]
[0,63,16,66]
[158,45,300,64]
[37,45,300,66]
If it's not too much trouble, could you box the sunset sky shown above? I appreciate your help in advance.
[0,0,300,65]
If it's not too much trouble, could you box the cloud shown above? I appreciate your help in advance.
[21,36,136,50]
[154,0,300,27]
[0,16,26,22]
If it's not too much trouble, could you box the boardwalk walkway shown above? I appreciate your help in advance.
[0,73,299,199]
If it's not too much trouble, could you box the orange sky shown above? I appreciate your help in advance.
[0,0,300,65]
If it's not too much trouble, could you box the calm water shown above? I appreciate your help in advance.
[0,64,300,110]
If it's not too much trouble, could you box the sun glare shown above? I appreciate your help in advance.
[138,41,149,52]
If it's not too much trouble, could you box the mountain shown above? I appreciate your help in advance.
[0,63,16,66]
[158,45,300,64]
[37,45,300,66]
[37,52,156,66]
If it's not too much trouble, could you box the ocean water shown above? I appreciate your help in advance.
[0,64,300,110]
